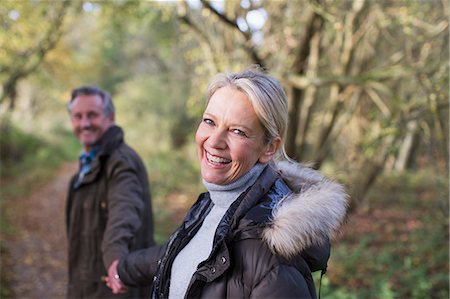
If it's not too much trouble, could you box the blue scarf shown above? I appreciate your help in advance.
[74,146,98,188]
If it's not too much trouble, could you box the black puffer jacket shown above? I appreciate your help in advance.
[118,161,347,298]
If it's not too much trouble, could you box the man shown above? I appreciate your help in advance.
[66,86,154,298]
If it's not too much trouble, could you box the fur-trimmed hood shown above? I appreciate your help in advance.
[262,161,348,259]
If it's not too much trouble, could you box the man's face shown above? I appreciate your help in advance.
[69,94,114,152]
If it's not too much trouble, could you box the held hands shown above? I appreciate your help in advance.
[105,259,128,294]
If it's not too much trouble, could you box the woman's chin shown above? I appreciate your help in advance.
[202,176,224,185]
[201,170,230,185]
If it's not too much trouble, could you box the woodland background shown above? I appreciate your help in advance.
[0,0,448,298]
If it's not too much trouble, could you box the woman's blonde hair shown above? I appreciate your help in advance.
[206,66,291,162]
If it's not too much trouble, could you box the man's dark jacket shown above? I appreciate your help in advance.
[66,125,154,298]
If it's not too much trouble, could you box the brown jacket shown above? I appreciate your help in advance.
[66,126,154,298]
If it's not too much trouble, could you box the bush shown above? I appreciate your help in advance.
[145,148,202,244]
[0,118,45,177]
[0,118,78,180]
[324,168,449,298]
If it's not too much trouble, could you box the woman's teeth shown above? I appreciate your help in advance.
[206,152,231,164]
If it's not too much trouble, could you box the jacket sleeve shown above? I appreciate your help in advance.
[101,153,149,269]
[117,244,167,287]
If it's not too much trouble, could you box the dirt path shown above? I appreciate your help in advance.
[7,162,77,299]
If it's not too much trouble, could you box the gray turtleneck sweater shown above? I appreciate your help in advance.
[168,164,266,299]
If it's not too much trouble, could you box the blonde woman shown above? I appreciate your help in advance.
[107,67,347,298]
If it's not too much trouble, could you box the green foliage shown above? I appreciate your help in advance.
[114,73,195,153]
[0,117,43,177]
[145,147,202,243]
[0,117,77,180]
[0,1,67,70]
[0,0,72,109]
[324,168,449,298]
[83,1,181,94]
[148,149,200,198]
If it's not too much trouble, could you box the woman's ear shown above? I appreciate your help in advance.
[259,137,281,164]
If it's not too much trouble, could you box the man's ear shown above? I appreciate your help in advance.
[259,137,281,164]
[109,113,115,123]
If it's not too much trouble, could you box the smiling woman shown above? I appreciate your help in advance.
[196,86,278,185]
[108,66,348,299]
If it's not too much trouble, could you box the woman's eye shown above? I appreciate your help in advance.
[232,129,247,137]
[203,118,214,125]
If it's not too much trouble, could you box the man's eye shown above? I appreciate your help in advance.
[88,112,98,119]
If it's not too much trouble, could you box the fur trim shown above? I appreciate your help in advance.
[262,161,348,259]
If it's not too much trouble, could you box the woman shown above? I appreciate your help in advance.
[107,67,347,298]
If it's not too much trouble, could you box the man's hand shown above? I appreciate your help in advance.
[105,259,128,294]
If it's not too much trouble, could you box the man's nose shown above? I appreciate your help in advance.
[79,116,91,128]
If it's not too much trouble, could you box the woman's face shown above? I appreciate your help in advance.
[195,86,279,185]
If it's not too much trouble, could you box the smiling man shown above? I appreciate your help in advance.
[66,86,154,298]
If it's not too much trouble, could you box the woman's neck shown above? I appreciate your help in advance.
[203,163,267,208]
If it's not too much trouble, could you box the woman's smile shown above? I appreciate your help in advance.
[195,86,273,185]
[205,150,232,165]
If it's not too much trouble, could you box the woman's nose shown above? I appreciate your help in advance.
[207,130,227,149]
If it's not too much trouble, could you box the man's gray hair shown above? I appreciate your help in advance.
[68,86,115,117]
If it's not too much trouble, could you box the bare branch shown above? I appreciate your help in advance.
[178,13,219,74]
[199,0,265,66]
[292,5,323,74]
[200,0,250,40]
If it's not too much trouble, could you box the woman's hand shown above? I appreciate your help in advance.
[105,259,128,294]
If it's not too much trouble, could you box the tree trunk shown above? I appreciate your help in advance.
[347,135,395,214]
[394,120,420,171]
[296,28,322,160]
[312,84,342,169]
[286,88,303,159]
[285,8,323,158]
[312,0,366,168]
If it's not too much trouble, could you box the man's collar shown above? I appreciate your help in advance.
[79,146,99,162]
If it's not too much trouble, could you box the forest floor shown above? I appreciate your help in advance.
[3,162,77,299]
